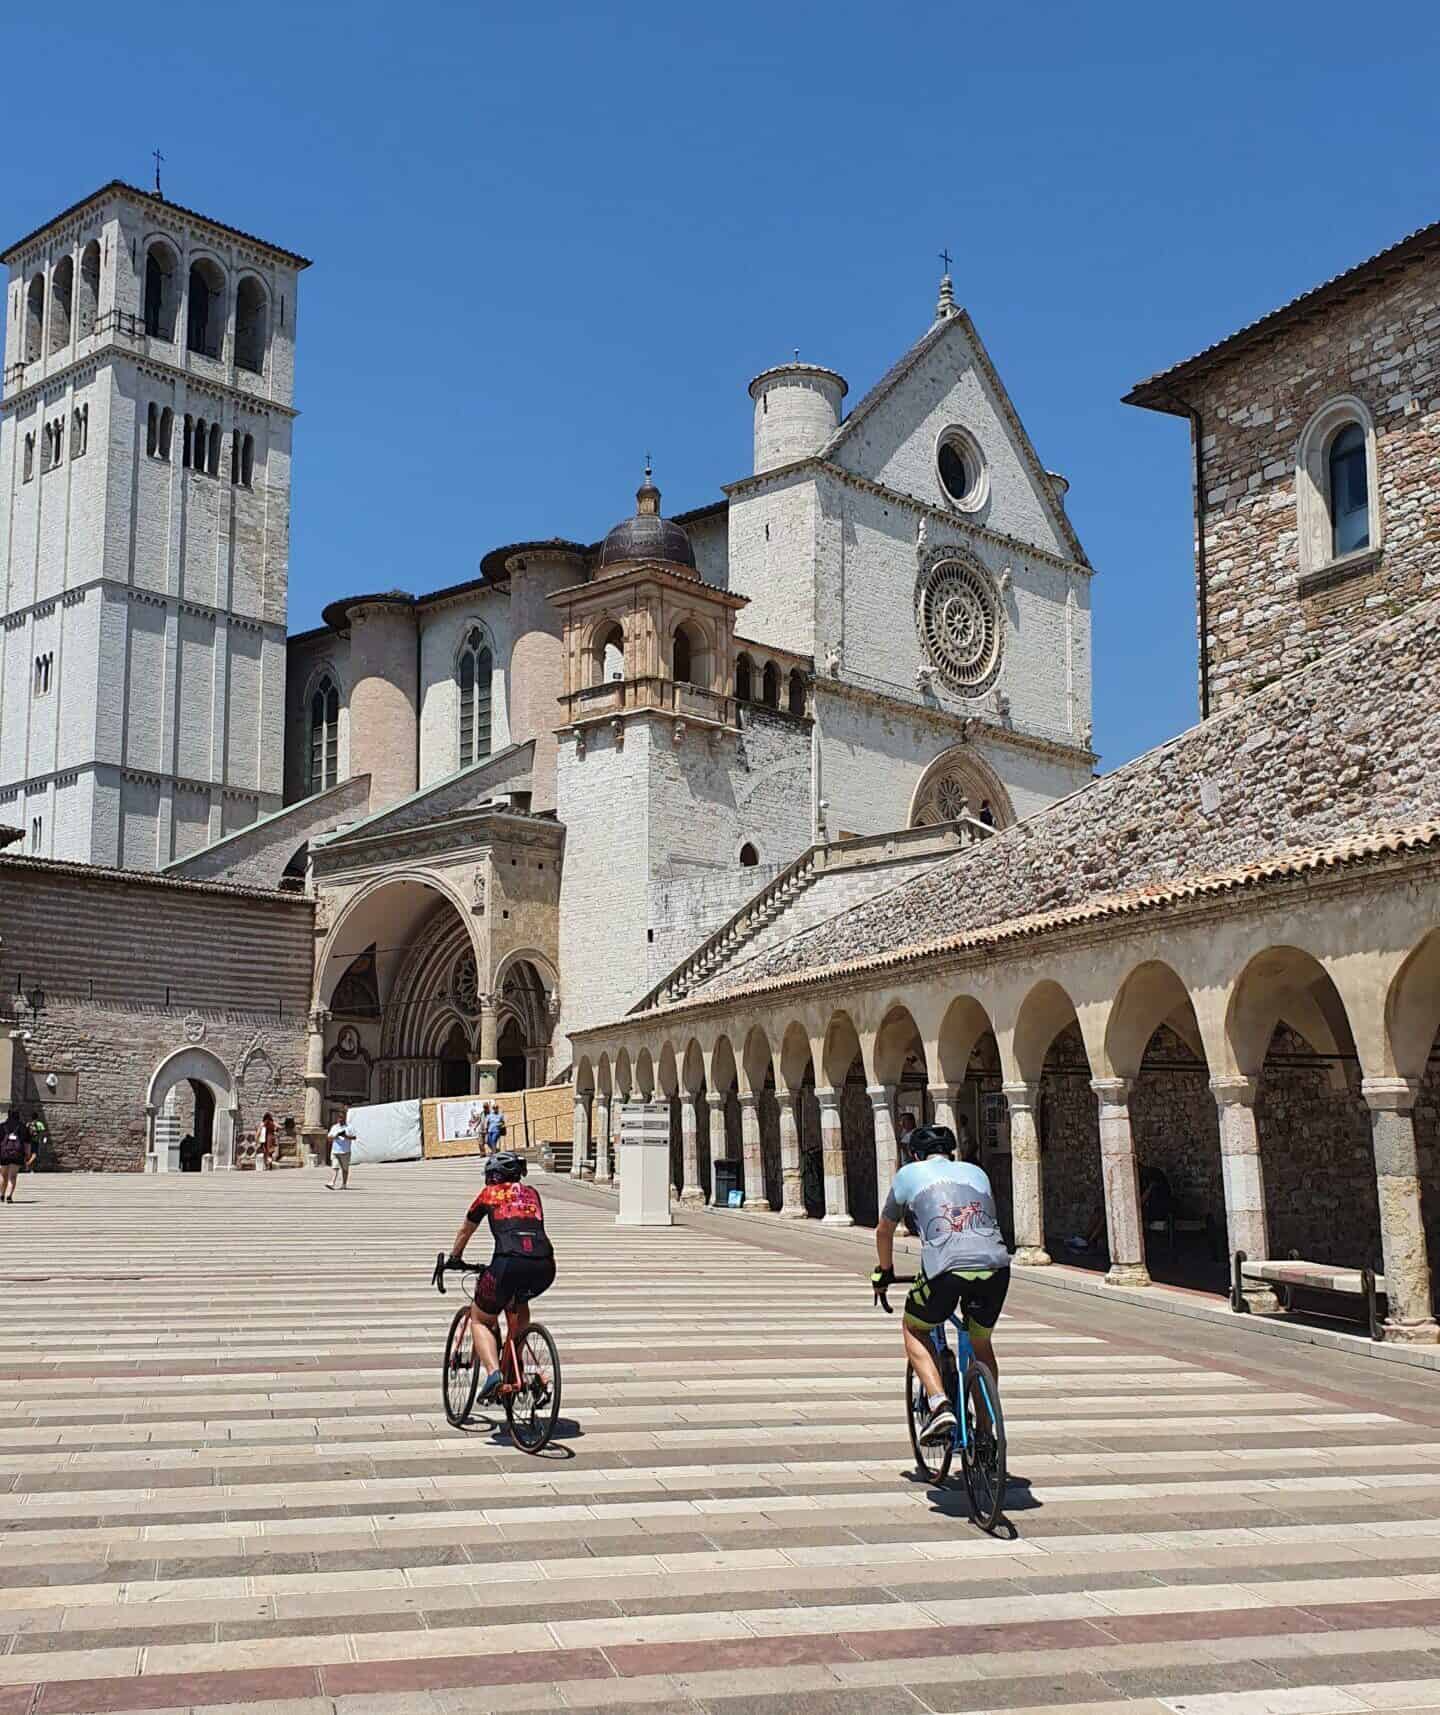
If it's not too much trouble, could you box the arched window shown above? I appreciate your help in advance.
[590,620,624,687]
[240,432,254,486]
[735,653,754,702]
[22,433,34,482]
[739,842,760,867]
[207,422,221,477]
[158,407,173,461]
[671,620,709,687]
[309,675,340,793]
[672,627,692,684]
[186,258,224,357]
[143,243,178,340]
[1328,423,1369,558]
[457,627,494,768]
[71,405,88,459]
[1296,396,1379,577]
[787,668,807,716]
[77,241,100,339]
[24,275,44,362]
[234,277,267,373]
[761,661,780,708]
[48,257,73,356]
[182,414,194,468]
[147,403,159,458]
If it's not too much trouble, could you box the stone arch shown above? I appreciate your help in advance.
[143,238,179,340]
[741,1023,780,1212]
[1225,945,1357,1083]
[734,652,755,702]
[587,617,625,687]
[935,994,996,1084]
[635,1046,655,1098]
[908,743,1014,830]
[574,1055,595,1096]
[1012,979,1084,1085]
[778,1019,822,1218]
[1386,931,1440,1085]
[821,1008,874,1223]
[234,274,268,373]
[671,617,713,688]
[146,1045,237,1173]
[186,253,226,356]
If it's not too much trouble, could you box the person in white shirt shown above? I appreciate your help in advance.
[327,1119,356,1190]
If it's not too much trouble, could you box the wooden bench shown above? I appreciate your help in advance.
[1231,1250,1385,1341]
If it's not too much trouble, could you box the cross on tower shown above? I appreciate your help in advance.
[152,149,165,195]
[939,247,953,275]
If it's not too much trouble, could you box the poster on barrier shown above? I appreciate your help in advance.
[435,1098,492,1149]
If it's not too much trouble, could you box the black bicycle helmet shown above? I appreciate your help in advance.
[905,1123,957,1160]
[484,1150,527,1184]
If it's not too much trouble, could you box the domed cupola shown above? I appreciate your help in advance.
[597,462,696,571]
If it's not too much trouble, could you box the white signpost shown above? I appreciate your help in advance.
[617,1100,672,1227]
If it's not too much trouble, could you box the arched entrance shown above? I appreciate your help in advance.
[146,1046,236,1173]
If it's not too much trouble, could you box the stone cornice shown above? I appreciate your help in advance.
[313,808,564,876]
[815,675,1096,769]
[3,344,297,419]
[0,576,286,636]
[723,457,1091,582]
[0,849,311,906]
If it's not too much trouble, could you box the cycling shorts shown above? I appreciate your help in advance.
[474,1256,555,1317]
[904,1266,1009,1333]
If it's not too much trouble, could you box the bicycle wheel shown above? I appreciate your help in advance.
[905,1361,954,1485]
[960,1358,1007,1530]
[505,1323,561,1453]
[443,1304,479,1427]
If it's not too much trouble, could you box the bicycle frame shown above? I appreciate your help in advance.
[434,1252,531,1400]
[926,1314,976,1458]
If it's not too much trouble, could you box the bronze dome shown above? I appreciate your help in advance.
[597,467,695,570]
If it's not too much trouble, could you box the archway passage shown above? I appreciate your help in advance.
[1037,1020,1100,1263]
[147,1045,236,1173]
[498,1018,528,1092]
[180,1079,215,1171]
[438,1022,470,1099]
[1128,1023,1225,1290]
[496,958,552,1090]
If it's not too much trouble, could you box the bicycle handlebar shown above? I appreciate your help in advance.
[873,1272,917,1315]
[432,1251,482,1294]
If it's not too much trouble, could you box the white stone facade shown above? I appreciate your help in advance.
[0,183,305,866]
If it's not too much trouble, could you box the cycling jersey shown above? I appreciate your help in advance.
[466,1182,554,1264]
[882,1157,1010,1277]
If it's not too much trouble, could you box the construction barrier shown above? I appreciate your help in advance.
[421,1084,573,1160]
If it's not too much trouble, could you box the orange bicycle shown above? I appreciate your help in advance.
[431,1251,561,1452]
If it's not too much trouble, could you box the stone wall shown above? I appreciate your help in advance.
[0,856,312,1169]
[1177,248,1440,712]
[706,593,1440,997]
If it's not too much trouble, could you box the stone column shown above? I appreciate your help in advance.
[929,1082,962,1137]
[475,995,500,1095]
[302,1009,329,1160]
[1091,1077,1150,1288]
[705,1090,727,1204]
[144,1103,159,1173]
[571,1094,590,1181]
[816,1086,852,1226]
[679,1095,705,1206]
[1003,1082,1050,1266]
[589,1093,608,1182]
[1211,1075,1278,1312]
[604,1096,624,1186]
[737,1090,771,1211]
[869,1084,899,1196]
[777,1089,806,1219]
[1362,1078,1440,1342]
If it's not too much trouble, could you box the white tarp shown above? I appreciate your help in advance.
[345,1099,423,1164]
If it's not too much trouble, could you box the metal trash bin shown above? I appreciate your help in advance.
[712,1159,741,1206]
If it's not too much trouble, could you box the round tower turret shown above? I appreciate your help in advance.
[748,362,848,476]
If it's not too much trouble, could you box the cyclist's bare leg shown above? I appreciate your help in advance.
[969,1325,999,1381]
[469,1304,501,1374]
[902,1321,946,1398]
[502,1299,531,1372]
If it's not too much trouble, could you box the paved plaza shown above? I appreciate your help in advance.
[2,1165,1440,1715]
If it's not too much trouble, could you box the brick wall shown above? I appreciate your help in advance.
[1179,248,1440,712]
[0,856,312,1169]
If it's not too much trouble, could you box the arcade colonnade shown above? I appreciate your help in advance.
[571,861,1440,1342]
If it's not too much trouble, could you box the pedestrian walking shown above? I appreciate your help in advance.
[327,1118,355,1190]
[0,1111,34,1204]
[260,1111,278,1171]
[484,1101,506,1155]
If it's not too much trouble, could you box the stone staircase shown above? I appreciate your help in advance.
[635,817,994,1011]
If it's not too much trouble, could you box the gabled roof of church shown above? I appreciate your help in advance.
[1124,215,1440,411]
[816,302,1090,569]
[2,180,312,268]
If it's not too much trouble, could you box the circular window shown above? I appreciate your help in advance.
[915,556,1003,696]
[935,427,987,511]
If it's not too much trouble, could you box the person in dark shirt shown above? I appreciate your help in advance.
[0,1112,34,1204]
[446,1151,555,1402]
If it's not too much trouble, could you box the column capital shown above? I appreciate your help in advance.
[705,1089,726,1111]
[815,1085,841,1113]
[1361,1076,1420,1113]
[865,1083,895,1104]
[1210,1075,1257,1108]
[1090,1076,1132,1108]
[927,1082,962,1101]
[1001,1081,1039,1113]
[306,1007,331,1034]
[736,1088,758,1111]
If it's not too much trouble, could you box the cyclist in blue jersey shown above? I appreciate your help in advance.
[871,1122,1011,1446]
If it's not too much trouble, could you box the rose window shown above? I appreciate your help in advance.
[916,557,1003,695]
[453,952,479,1016]
[934,776,969,820]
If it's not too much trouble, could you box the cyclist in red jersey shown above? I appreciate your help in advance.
[446,1151,556,1402]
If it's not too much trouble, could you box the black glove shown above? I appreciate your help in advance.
[870,1265,895,1292]
[444,1255,465,1271]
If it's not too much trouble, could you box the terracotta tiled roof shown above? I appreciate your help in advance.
[621,821,1440,1024]
[2,180,311,267]
[1124,217,1440,410]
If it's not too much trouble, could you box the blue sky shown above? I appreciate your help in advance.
[8,1,1439,766]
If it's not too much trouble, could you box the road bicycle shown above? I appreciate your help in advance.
[874,1272,1007,1530]
[431,1252,561,1453]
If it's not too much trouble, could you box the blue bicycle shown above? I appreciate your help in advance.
[874,1273,1008,1529]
